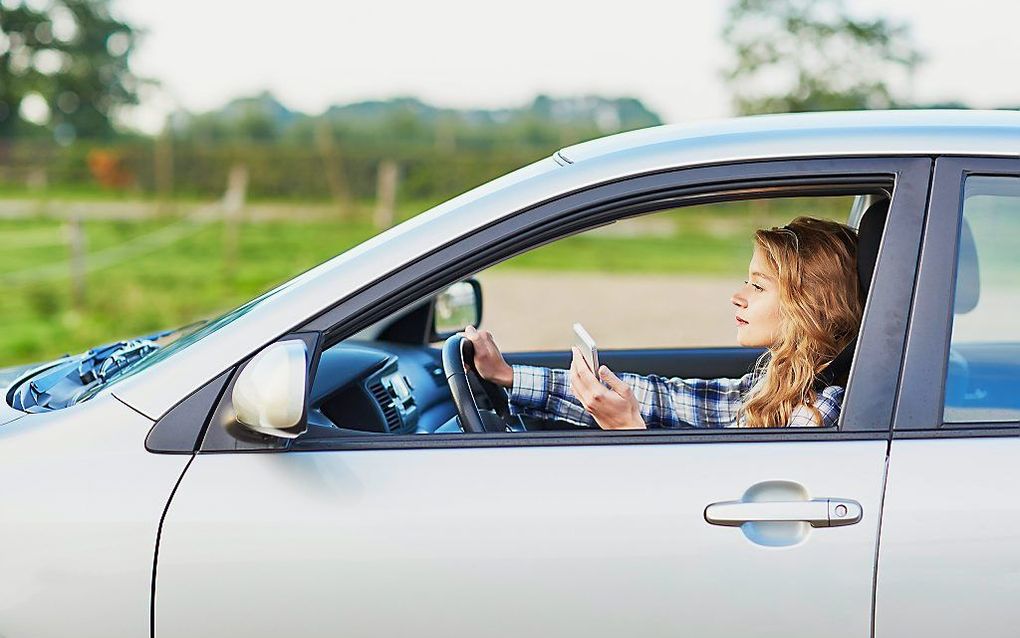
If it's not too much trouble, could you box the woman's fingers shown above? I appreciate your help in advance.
[599,366,632,399]
[572,347,598,382]
[464,325,486,350]
[573,347,613,410]
[569,348,595,405]
[463,326,513,387]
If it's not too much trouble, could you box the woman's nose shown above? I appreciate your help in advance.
[731,290,746,308]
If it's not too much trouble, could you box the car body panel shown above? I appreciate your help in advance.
[878,154,1020,637]
[156,440,887,638]
[111,111,1020,423]
[0,400,26,427]
[875,438,1020,638]
[0,395,188,637]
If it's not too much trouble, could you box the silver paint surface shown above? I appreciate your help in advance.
[876,437,1020,637]
[156,440,887,638]
[0,395,188,637]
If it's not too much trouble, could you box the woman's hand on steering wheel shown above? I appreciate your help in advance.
[442,331,523,433]
[463,326,513,388]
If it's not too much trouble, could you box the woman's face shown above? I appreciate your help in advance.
[731,247,782,348]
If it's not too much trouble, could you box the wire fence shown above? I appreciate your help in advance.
[0,153,405,293]
[0,213,210,286]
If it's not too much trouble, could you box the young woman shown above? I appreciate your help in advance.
[463,216,862,429]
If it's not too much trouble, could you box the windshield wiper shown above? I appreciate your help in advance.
[77,339,161,385]
[11,338,162,412]
[8,319,212,412]
[74,319,210,387]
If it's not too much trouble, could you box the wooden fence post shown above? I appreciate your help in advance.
[222,164,249,276]
[155,123,175,217]
[67,215,87,310]
[373,160,399,230]
[315,121,352,218]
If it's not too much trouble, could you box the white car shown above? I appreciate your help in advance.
[2,110,1019,638]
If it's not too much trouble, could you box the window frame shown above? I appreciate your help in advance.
[894,156,1020,433]
[190,156,932,454]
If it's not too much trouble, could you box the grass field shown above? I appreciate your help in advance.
[0,196,852,366]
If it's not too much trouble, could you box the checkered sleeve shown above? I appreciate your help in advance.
[509,365,839,429]
[788,385,844,427]
[623,372,754,428]
[509,364,597,427]
[509,365,756,429]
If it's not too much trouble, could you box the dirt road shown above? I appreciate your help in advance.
[474,271,740,352]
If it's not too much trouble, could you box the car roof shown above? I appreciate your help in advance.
[557,109,1020,165]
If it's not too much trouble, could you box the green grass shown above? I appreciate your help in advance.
[0,217,379,366]
[0,182,448,211]
[0,196,852,367]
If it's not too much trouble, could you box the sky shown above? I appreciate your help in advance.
[115,0,1019,133]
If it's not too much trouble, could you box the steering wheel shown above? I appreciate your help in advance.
[442,333,525,433]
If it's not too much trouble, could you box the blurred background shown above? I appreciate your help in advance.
[0,0,1013,365]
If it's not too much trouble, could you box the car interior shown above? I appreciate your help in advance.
[300,191,902,438]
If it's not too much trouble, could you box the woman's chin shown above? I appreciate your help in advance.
[736,332,764,348]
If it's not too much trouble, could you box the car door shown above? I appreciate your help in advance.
[152,157,930,638]
[875,157,1020,637]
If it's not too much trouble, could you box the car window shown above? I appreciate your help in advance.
[314,192,877,438]
[474,196,853,351]
[943,175,1020,423]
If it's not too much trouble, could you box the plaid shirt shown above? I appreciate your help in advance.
[509,365,843,429]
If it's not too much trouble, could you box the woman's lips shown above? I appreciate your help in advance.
[736,316,749,326]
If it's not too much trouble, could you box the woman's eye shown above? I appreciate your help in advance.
[743,280,765,292]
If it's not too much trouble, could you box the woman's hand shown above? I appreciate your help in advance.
[569,348,646,430]
[462,325,514,388]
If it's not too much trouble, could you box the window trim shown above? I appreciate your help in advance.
[894,156,1020,433]
[258,156,930,449]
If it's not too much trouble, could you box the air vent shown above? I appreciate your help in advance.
[368,381,401,431]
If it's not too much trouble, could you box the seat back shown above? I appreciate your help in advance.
[814,199,889,389]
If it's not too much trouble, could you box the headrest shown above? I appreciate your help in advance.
[954,219,980,314]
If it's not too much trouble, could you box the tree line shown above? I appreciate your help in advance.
[1,0,994,203]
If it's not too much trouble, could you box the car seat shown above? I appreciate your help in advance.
[815,199,888,390]
[944,219,980,406]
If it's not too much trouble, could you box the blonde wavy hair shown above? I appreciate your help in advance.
[742,216,862,427]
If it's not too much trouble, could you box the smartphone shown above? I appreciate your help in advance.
[572,323,599,374]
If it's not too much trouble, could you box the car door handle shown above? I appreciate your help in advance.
[704,498,862,528]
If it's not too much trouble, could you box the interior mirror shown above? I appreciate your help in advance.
[232,340,308,439]
[432,279,482,340]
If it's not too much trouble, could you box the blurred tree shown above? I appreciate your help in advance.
[722,0,923,115]
[174,93,663,152]
[0,0,142,141]
[0,3,52,139]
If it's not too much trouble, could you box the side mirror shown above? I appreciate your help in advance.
[431,278,482,341]
[232,340,308,439]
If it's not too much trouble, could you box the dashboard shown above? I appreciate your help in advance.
[306,340,458,436]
